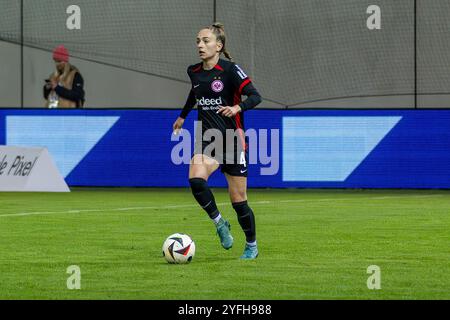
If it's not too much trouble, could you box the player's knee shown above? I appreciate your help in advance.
[230,190,247,203]
[189,162,211,181]
[232,200,250,215]
[189,178,208,193]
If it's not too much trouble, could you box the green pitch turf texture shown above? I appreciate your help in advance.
[0,188,449,300]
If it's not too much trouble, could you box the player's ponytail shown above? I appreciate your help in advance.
[210,22,233,61]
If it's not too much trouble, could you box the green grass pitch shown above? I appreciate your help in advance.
[0,188,449,299]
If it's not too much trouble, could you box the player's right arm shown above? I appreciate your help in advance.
[173,88,196,135]
[173,66,197,135]
[179,89,196,119]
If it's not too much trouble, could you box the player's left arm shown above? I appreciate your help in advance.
[217,64,262,117]
[238,82,262,112]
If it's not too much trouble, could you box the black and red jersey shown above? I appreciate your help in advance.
[180,59,261,134]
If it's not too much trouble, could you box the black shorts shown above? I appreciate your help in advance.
[194,140,248,177]
[220,161,248,177]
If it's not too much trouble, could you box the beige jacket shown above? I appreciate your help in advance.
[45,64,81,108]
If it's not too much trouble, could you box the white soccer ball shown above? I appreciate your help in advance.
[162,233,196,264]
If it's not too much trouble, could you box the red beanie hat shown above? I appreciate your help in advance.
[53,45,69,62]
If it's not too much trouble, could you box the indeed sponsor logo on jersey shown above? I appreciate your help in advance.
[197,96,223,107]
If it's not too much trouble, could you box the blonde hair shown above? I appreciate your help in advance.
[208,22,233,61]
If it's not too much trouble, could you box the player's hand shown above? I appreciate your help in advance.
[50,80,58,90]
[217,105,241,117]
[173,117,185,135]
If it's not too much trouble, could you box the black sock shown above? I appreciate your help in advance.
[232,201,256,243]
[189,178,220,220]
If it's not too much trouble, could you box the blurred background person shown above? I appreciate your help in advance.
[43,45,85,108]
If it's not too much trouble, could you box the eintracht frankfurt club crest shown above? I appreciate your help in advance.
[211,80,224,93]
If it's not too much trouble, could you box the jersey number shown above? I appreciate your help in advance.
[240,151,247,166]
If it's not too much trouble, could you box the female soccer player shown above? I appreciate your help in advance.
[173,23,262,259]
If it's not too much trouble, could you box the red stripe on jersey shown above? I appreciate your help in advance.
[238,79,251,96]
[233,78,252,106]
[192,65,202,72]
[214,64,224,71]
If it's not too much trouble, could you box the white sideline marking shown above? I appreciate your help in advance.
[0,194,445,218]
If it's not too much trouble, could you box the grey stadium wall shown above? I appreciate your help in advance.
[1,0,450,109]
